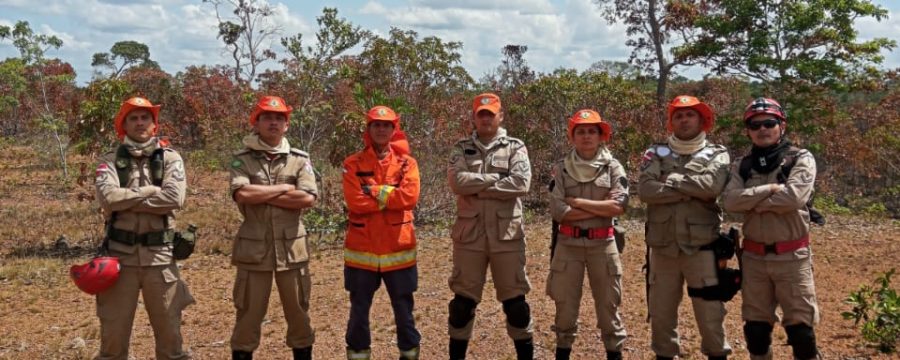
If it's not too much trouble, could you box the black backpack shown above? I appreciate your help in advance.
[738,147,825,225]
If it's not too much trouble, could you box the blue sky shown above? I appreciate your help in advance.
[1,0,898,84]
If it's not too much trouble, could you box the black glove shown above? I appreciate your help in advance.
[361,184,371,195]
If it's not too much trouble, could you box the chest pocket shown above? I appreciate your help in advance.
[489,155,510,173]
[464,155,483,173]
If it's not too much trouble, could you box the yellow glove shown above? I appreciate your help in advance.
[371,185,396,210]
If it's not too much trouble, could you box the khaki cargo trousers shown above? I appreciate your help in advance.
[230,264,314,352]
[648,249,732,357]
[546,240,627,351]
[96,264,194,360]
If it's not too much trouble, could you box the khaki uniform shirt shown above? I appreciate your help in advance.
[638,143,731,257]
[95,147,186,267]
[448,132,531,253]
[549,158,628,247]
[229,148,317,271]
[723,149,816,261]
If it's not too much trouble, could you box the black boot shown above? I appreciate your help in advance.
[232,350,253,360]
[607,350,622,360]
[513,338,534,360]
[293,346,312,360]
[555,347,571,360]
[449,338,469,360]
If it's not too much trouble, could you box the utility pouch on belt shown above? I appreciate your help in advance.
[687,226,742,302]
[172,224,198,260]
[613,218,626,254]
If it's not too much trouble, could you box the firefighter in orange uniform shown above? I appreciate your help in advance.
[342,106,421,360]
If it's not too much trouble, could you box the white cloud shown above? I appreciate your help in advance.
[856,10,900,69]
[360,1,387,15]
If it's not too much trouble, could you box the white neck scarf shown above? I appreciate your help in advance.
[242,134,290,154]
[123,136,160,157]
[668,132,707,155]
[564,147,611,183]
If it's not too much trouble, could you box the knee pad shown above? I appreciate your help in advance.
[743,321,773,356]
[785,324,818,360]
[501,295,531,329]
[448,294,477,329]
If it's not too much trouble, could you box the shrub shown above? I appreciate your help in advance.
[842,268,900,353]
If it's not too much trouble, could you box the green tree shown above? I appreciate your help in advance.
[91,40,159,78]
[679,0,897,90]
[594,0,707,124]
[204,0,280,84]
[0,20,71,178]
[270,7,371,150]
[0,58,28,136]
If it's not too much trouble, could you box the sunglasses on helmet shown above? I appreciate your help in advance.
[746,118,781,130]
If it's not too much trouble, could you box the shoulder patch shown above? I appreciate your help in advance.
[231,158,244,168]
[290,148,309,157]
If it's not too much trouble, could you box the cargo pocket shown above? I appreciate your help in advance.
[162,266,195,311]
[296,266,311,310]
[593,172,611,189]
[645,208,672,247]
[233,237,267,264]
[606,253,623,307]
[516,266,531,294]
[233,226,267,264]
[687,216,718,246]
[283,223,309,264]
[451,209,479,243]
[232,269,248,311]
[546,260,566,301]
[392,212,415,248]
[791,261,819,324]
[497,207,524,241]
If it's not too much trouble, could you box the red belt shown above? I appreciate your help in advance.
[743,235,809,255]
[558,225,614,240]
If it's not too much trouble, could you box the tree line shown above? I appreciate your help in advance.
[1,2,898,221]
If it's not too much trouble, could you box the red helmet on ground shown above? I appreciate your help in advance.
[70,256,121,295]
[114,97,160,140]
[743,97,786,122]
[667,95,715,132]
[249,95,293,126]
[567,109,612,142]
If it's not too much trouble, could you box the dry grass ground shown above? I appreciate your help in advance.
[0,146,897,359]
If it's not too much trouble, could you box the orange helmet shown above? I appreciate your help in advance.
[366,105,400,126]
[667,95,714,132]
[568,109,611,142]
[70,256,120,295]
[114,97,160,140]
[472,93,501,115]
[363,105,410,155]
[249,96,293,126]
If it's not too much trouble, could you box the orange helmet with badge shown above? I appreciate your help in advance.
[114,97,160,140]
[249,95,293,126]
[743,97,786,122]
[472,93,501,115]
[70,256,121,295]
[363,105,410,156]
[568,109,611,142]
[366,105,400,126]
[667,95,714,132]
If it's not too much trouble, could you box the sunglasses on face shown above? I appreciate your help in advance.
[746,118,781,130]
